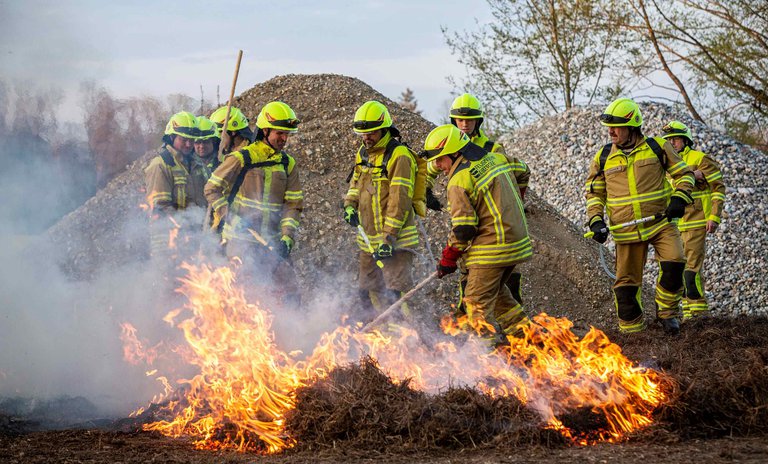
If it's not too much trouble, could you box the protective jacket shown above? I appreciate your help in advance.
[585,136,695,243]
[677,146,726,231]
[426,131,515,189]
[144,144,209,214]
[205,140,303,243]
[446,152,531,268]
[344,131,419,251]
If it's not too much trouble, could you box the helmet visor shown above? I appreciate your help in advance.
[419,148,443,159]
[662,125,687,136]
[353,120,383,131]
[196,128,218,139]
[450,107,482,117]
[599,113,632,125]
[270,118,300,129]
[174,126,200,137]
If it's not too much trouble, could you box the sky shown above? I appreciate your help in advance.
[0,0,495,124]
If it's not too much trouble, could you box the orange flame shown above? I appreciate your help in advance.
[126,263,670,453]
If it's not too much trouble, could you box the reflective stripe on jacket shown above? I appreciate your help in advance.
[205,140,303,243]
[446,152,531,268]
[678,146,726,230]
[584,136,695,244]
[344,131,419,251]
[144,144,209,214]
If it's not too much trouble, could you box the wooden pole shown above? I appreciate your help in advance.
[218,50,243,160]
[362,272,438,332]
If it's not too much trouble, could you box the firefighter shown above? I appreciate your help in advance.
[661,120,726,320]
[428,93,530,311]
[144,111,209,260]
[204,101,303,308]
[193,116,221,172]
[209,106,253,155]
[585,98,695,335]
[343,101,420,322]
[423,124,532,343]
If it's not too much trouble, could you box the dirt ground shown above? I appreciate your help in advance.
[2,430,767,463]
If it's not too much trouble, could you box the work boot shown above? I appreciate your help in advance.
[659,317,681,336]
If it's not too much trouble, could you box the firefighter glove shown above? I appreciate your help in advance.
[343,206,359,227]
[437,245,463,278]
[665,195,688,219]
[276,235,294,259]
[589,218,609,244]
[374,237,395,260]
[425,188,443,211]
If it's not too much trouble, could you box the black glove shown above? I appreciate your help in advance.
[425,188,443,211]
[343,206,359,227]
[665,196,688,219]
[590,218,609,244]
[276,235,293,259]
[374,242,394,260]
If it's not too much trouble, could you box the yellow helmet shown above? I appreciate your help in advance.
[352,100,393,133]
[256,101,300,132]
[164,111,198,138]
[210,106,254,140]
[661,120,693,145]
[195,116,220,140]
[421,124,471,162]
[599,98,643,127]
[449,93,484,120]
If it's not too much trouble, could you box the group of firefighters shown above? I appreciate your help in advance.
[144,93,725,341]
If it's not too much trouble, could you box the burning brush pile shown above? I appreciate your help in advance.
[119,262,677,454]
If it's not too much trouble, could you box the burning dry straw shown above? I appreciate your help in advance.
[119,263,768,454]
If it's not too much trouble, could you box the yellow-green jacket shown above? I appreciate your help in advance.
[678,146,726,231]
[584,137,695,244]
[344,131,419,251]
[446,152,531,268]
[144,144,209,214]
[205,140,303,243]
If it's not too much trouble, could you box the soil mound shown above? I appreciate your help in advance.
[45,74,619,329]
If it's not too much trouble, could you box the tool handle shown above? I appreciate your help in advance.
[357,225,384,268]
[217,50,243,160]
[362,272,438,332]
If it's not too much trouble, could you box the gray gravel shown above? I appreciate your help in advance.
[500,103,768,316]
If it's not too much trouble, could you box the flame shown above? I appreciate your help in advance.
[119,322,161,365]
[125,263,671,453]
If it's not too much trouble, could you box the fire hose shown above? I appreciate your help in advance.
[584,213,667,280]
[416,217,435,262]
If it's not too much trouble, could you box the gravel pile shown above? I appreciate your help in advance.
[501,103,768,316]
[44,74,622,330]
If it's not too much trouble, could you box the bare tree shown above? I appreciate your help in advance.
[615,0,768,145]
[444,0,628,130]
[398,88,422,115]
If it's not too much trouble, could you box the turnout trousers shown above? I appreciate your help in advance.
[225,237,300,311]
[681,228,709,319]
[614,224,686,333]
[462,265,530,341]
